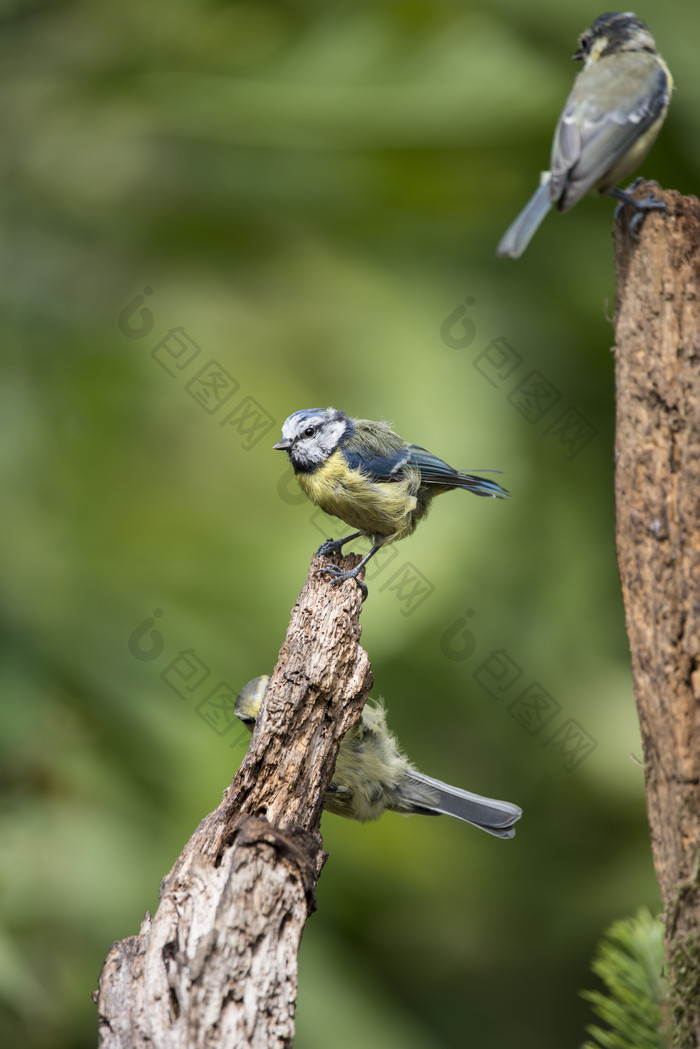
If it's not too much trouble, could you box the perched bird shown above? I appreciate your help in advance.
[273,408,507,598]
[497,11,672,258]
[235,676,523,837]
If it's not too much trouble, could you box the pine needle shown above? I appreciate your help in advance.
[580,909,668,1049]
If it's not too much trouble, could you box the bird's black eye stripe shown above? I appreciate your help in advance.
[579,34,590,53]
[304,427,315,437]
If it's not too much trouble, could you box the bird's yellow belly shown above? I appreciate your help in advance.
[296,451,419,542]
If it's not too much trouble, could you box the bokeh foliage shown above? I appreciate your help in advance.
[581,909,667,1049]
[1,1,697,1046]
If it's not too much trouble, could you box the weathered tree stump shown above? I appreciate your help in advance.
[613,182,700,1047]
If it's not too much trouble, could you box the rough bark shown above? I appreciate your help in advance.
[613,182,700,1047]
[95,553,373,1049]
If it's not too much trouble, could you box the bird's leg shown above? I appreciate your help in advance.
[316,542,382,602]
[606,184,666,237]
[316,531,364,558]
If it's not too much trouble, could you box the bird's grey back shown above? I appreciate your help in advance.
[551,53,670,210]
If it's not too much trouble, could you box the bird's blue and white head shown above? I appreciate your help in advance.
[273,408,354,472]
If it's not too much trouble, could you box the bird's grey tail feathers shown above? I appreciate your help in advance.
[403,770,522,839]
[497,177,553,259]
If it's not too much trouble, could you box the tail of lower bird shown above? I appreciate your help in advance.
[402,770,522,838]
[497,176,553,259]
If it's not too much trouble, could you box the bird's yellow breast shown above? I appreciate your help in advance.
[295,450,420,541]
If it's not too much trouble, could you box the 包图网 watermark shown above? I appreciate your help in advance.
[118,288,276,451]
[128,608,250,750]
[440,296,597,461]
[440,607,598,772]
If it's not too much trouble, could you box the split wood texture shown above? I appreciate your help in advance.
[613,182,700,1046]
[95,553,373,1049]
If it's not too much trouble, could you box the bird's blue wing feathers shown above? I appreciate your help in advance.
[342,443,450,483]
[408,446,507,496]
[342,445,410,480]
[406,445,462,484]
[343,443,507,497]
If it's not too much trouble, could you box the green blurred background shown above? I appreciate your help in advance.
[2,1,696,1046]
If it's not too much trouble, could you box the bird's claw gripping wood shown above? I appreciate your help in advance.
[316,562,369,602]
[316,538,345,557]
[316,532,363,559]
[610,186,667,237]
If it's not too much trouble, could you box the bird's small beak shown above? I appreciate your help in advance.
[273,438,292,451]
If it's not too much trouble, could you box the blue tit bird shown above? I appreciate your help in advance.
[235,676,522,837]
[273,408,507,599]
[497,11,672,259]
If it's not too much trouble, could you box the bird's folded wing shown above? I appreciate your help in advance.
[405,445,461,484]
[551,64,669,206]
[342,446,411,480]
